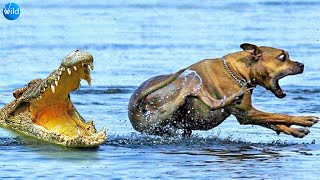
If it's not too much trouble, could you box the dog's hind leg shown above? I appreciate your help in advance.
[140,92,191,135]
[155,70,244,118]
[195,86,245,110]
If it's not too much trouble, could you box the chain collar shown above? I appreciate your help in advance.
[222,57,248,87]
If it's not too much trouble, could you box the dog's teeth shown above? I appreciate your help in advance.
[51,84,55,93]
[73,66,77,71]
[89,62,94,70]
[67,68,72,75]
[55,80,58,86]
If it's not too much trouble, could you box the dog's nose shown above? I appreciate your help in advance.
[297,63,304,69]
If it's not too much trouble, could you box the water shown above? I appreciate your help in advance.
[1,0,320,179]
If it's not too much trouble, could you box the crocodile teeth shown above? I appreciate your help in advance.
[102,127,106,134]
[78,129,80,135]
[55,80,58,86]
[42,87,46,92]
[58,70,62,75]
[67,68,72,75]
[61,67,65,72]
[51,84,55,93]
[73,66,77,71]
[59,136,64,142]
[39,95,42,99]
[98,138,105,143]
[82,63,84,66]
[89,62,94,70]
[57,75,60,81]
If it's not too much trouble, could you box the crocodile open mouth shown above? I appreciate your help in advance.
[5,50,106,147]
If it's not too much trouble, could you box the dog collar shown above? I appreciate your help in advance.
[222,57,248,87]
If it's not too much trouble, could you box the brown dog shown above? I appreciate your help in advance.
[128,43,319,138]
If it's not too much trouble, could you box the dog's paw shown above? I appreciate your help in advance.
[292,116,319,127]
[305,116,319,123]
[233,96,242,105]
[232,90,245,105]
[273,124,310,138]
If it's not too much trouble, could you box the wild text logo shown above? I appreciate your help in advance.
[3,3,20,20]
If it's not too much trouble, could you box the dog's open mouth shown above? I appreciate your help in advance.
[271,78,286,98]
[270,68,304,99]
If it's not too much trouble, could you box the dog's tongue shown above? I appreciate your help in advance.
[273,79,287,98]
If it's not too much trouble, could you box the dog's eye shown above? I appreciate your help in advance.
[277,54,285,62]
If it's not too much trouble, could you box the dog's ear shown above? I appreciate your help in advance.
[240,43,262,60]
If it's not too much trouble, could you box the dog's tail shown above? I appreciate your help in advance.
[136,68,186,103]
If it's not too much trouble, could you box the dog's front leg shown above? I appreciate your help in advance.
[232,106,318,137]
[234,107,318,126]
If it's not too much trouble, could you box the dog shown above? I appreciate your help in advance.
[128,43,319,138]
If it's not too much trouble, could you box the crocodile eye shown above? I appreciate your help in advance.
[277,54,285,62]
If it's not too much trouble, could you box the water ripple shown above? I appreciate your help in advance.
[106,133,305,148]
[74,86,135,95]
[259,1,320,6]
[0,43,209,51]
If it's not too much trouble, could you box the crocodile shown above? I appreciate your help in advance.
[0,50,107,147]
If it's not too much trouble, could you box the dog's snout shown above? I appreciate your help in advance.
[295,62,304,72]
[297,62,304,68]
[295,62,304,68]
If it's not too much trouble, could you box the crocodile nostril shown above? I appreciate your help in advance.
[75,49,79,52]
